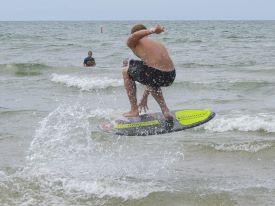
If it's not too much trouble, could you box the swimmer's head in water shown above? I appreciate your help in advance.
[131,24,147,34]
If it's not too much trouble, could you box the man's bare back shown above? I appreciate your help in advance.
[131,38,174,71]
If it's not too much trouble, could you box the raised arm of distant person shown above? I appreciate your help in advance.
[127,24,164,48]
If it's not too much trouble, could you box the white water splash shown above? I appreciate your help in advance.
[23,104,179,200]
[0,170,8,182]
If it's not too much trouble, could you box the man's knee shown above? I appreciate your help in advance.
[147,86,161,93]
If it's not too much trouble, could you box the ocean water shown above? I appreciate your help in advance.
[0,21,275,206]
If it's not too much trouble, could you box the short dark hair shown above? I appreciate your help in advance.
[131,24,147,34]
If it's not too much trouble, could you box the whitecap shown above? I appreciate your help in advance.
[204,113,275,133]
[50,73,123,90]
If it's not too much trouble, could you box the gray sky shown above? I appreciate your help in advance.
[1,0,275,21]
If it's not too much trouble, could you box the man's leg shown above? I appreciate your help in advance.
[148,86,173,120]
[122,66,139,117]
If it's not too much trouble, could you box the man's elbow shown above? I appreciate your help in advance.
[127,40,133,48]
[127,37,136,49]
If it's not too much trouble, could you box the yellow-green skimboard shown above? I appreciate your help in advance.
[99,109,215,136]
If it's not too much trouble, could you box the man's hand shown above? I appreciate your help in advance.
[153,24,164,34]
[138,95,149,113]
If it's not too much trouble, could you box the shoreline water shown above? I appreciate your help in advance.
[1,21,275,205]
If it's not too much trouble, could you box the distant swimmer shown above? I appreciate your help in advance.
[122,24,176,121]
[83,50,96,67]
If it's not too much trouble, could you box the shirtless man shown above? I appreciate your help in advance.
[83,50,96,67]
[122,24,176,121]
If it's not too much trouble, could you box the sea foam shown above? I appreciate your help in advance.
[211,141,273,153]
[204,112,275,133]
[51,73,123,90]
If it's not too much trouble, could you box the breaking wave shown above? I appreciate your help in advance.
[0,63,50,76]
[203,112,275,133]
[50,73,123,90]
[210,141,274,153]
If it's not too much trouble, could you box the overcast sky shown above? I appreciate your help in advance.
[1,0,275,21]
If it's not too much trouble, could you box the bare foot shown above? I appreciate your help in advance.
[163,112,174,130]
[163,111,173,121]
[123,110,139,117]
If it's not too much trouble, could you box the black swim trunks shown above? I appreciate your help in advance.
[127,60,176,88]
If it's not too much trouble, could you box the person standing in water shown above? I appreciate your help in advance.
[122,24,176,121]
[83,50,96,67]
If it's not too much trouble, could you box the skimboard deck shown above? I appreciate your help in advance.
[99,109,215,136]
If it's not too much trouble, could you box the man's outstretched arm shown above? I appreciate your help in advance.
[127,24,164,48]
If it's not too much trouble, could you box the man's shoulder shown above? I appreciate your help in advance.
[85,56,94,60]
[84,56,95,62]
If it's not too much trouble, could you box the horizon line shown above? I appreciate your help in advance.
[1,19,275,22]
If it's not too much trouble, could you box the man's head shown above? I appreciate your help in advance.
[131,24,147,34]
[88,50,93,56]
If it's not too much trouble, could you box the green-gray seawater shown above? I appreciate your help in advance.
[1,21,275,206]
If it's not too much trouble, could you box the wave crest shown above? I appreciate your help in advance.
[0,63,50,76]
[204,113,275,133]
[51,73,123,90]
[211,141,273,153]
